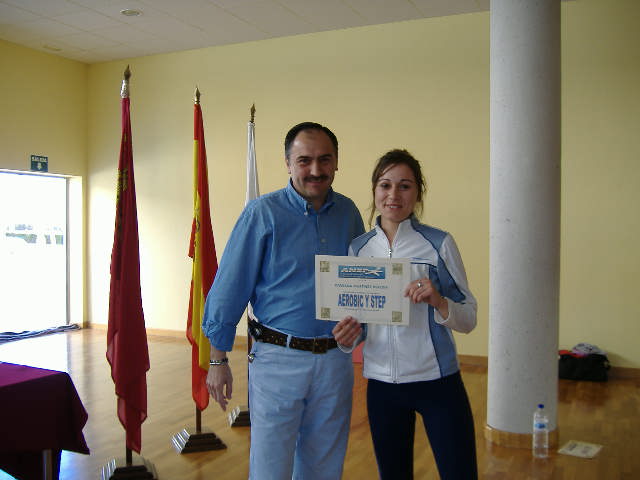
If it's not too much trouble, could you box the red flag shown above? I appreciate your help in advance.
[106,71,150,454]
[186,97,218,411]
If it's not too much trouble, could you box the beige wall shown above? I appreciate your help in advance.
[85,12,490,354]
[2,0,638,367]
[0,41,87,175]
[559,0,639,368]
[0,40,88,326]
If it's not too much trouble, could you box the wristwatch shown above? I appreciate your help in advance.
[209,357,229,366]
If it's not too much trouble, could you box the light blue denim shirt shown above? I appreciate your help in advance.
[202,180,365,352]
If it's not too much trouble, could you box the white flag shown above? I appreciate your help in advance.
[246,119,260,320]
[245,120,259,205]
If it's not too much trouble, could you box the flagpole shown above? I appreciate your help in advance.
[101,65,158,480]
[122,63,134,472]
[171,86,226,454]
[121,66,134,472]
[192,85,205,441]
[228,103,258,428]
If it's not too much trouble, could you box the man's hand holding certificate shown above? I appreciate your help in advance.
[315,255,411,325]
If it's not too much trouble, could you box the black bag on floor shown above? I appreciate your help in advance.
[559,353,610,381]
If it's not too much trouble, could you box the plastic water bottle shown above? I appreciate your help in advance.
[532,404,549,458]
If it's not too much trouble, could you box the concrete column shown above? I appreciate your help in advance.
[487,0,561,447]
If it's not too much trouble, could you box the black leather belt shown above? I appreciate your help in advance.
[248,319,338,354]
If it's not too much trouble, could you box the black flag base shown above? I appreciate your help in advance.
[171,427,227,453]
[100,454,158,480]
[228,405,250,427]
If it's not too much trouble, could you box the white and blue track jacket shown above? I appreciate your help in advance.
[350,216,477,383]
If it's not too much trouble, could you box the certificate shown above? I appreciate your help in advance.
[315,255,411,326]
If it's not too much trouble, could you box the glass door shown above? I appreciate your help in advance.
[0,171,68,333]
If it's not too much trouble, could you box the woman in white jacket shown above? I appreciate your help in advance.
[333,149,478,479]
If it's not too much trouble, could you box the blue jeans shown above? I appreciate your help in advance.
[367,372,477,480]
[248,341,354,479]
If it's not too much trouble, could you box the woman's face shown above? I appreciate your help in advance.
[374,163,418,225]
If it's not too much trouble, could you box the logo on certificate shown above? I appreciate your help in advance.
[338,265,385,279]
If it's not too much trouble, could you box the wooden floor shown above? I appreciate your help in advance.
[0,328,638,479]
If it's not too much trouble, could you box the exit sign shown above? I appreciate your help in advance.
[30,155,48,172]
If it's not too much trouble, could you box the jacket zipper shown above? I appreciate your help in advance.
[387,237,399,383]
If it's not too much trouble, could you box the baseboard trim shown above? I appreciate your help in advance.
[82,330,640,378]
[458,354,640,380]
[608,365,640,380]
[459,354,488,370]
[87,324,248,347]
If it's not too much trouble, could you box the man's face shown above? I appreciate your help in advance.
[286,129,338,210]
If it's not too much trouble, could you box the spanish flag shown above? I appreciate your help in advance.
[106,66,150,454]
[186,91,218,411]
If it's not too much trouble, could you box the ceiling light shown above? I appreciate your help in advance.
[120,9,142,17]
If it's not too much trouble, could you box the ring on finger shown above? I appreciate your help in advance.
[417,281,422,288]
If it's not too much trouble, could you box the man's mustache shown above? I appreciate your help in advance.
[305,175,329,182]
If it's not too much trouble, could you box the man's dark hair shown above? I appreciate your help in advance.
[284,122,338,161]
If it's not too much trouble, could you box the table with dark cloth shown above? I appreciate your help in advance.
[0,362,89,480]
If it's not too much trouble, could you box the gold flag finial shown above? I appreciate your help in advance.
[250,103,256,123]
[195,86,201,105]
[121,65,131,98]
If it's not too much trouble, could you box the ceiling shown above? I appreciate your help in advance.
[0,0,489,64]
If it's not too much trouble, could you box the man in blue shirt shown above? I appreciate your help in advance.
[203,122,365,479]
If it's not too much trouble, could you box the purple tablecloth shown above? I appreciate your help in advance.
[0,362,89,480]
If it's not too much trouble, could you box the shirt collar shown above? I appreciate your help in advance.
[285,179,335,214]
[375,214,416,233]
